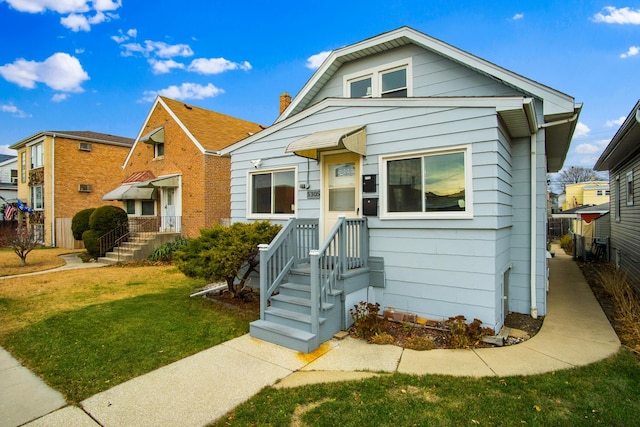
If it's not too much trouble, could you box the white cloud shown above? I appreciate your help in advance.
[112,28,136,43]
[606,116,627,127]
[5,0,121,31]
[593,6,640,24]
[306,51,331,70]
[146,41,194,58]
[143,82,224,102]
[574,143,603,154]
[149,59,185,74]
[620,46,639,58]
[75,48,84,54]
[51,93,69,102]
[0,52,89,92]
[1,103,30,118]
[573,122,591,138]
[187,58,251,74]
[511,13,524,21]
[0,144,15,154]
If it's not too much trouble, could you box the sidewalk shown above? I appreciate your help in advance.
[0,253,104,281]
[1,245,620,427]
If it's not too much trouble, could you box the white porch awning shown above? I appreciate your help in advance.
[102,184,156,201]
[285,125,366,160]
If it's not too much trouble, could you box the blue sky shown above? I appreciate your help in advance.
[0,1,639,174]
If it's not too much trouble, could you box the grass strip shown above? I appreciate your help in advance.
[213,349,640,427]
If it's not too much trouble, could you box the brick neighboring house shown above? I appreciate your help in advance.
[9,131,134,247]
[103,96,265,238]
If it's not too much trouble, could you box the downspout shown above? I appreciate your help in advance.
[529,111,579,318]
[51,134,56,247]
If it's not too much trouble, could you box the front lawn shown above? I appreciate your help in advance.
[0,247,85,276]
[212,349,640,427]
[0,265,257,403]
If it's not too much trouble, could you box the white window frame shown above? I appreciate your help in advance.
[379,144,473,220]
[20,152,26,182]
[154,142,165,159]
[31,185,44,211]
[247,166,298,220]
[344,58,413,98]
[626,170,634,206]
[30,142,44,169]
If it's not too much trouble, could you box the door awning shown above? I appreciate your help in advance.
[140,126,164,144]
[102,184,156,201]
[285,125,366,160]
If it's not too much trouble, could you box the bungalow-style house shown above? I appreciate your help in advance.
[103,96,265,242]
[9,131,134,247]
[594,99,640,289]
[221,27,581,352]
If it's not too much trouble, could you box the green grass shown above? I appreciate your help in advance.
[1,279,257,403]
[212,350,640,427]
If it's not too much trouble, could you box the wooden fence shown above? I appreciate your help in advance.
[55,217,84,249]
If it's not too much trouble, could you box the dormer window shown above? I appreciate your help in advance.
[345,58,412,99]
[140,126,165,159]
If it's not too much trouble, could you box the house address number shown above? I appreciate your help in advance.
[307,190,320,199]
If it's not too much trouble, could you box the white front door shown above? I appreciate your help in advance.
[162,187,176,231]
[322,151,361,237]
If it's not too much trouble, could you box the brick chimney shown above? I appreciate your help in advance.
[279,92,292,114]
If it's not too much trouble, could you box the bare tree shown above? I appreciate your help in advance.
[2,226,41,266]
[549,166,606,193]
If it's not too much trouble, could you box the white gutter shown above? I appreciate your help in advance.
[51,134,56,247]
[529,110,579,318]
[636,106,640,124]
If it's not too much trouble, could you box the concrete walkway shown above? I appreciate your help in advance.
[0,253,104,281]
[0,245,620,427]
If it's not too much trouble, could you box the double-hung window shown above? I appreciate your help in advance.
[30,142,43,169]
[345,58,412,98]
[249,168,296,217]
[31,185,44,210]
[381,146,472,219]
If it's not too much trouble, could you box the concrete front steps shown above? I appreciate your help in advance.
[98,232,180,264]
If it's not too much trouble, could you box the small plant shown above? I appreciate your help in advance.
[369,332,394,345]
[350,301,383,340]
[148,237,188,262]
[445,316,493,349]
[560,233,574,254]
[404,335,435,351]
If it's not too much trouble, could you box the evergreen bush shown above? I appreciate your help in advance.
[89,205,129,235]
[71,208,95,240]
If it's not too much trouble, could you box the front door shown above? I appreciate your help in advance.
[162,187,176,231]
[322,151,361,237]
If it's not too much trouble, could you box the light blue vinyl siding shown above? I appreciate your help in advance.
[310,44,523,104]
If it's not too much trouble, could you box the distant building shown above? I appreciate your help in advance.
[0,154,18,211]
[561,181,609,211]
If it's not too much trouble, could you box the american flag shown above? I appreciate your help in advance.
[4,204,17,220]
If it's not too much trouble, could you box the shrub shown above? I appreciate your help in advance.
[445,316,493,349]
[369,333,395,345]
[89,205,129,235]
[350,301,383,340]
[82,229,101,259]
[174,221,281,298]
[148,237,188,262]
[71,208,95,240]
[560,233,574,254]
[598,268,640,352]
[404,335,435,351]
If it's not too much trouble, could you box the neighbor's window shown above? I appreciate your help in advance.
[124,200,136,214]
[382,146,471,218]
[627,171,634,206]
[20,152,26,182]
[154,142,165,158]
[345,58,412,98]
[30,142,43,169]
[250,169,295,216]
[141,200,155,215]
[31,185,44,210]
[616,175,621,221]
